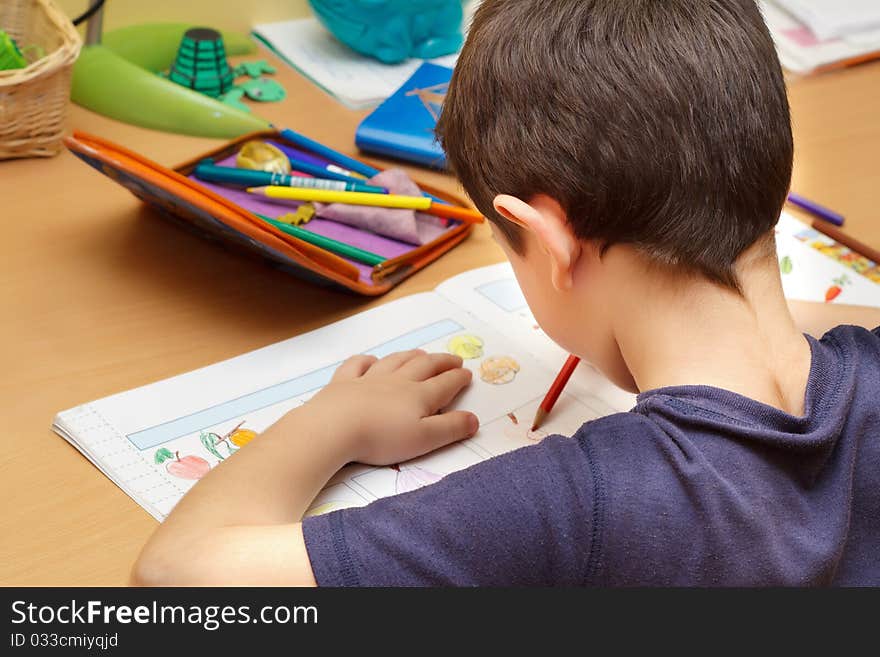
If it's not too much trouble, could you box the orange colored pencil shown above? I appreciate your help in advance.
[425,202,484,224]
[531,355,581,431]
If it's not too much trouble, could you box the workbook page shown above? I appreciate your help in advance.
[54,292,618,521]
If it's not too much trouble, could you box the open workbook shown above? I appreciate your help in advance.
[53,213,880,521]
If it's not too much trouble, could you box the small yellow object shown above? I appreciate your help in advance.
[278,203,316,226]
[236,140,291,175]
[229,428,258,447]
[250,185,433,210]
[480,356,521,385]
[447,334,484,360]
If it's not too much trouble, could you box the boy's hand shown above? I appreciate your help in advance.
[303,350,479,466]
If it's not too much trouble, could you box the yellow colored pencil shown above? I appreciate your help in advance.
[248,186,433,210]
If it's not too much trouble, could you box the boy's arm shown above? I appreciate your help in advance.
[788,300,880,338]
[131,351,478,587]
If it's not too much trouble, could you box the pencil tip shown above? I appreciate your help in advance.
[531,408,548,432]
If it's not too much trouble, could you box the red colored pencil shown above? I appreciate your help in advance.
[531,355,581,431]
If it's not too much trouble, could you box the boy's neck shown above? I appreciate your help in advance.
[609,243,813,415]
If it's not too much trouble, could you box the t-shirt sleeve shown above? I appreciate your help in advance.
[302,434,599,586]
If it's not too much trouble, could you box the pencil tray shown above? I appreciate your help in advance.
[65,130,479,296]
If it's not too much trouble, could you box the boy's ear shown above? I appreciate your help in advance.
[493,194,582,291]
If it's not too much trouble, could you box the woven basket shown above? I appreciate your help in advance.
[0,0,82,159]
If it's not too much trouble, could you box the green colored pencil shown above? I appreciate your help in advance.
[256,213,386,267]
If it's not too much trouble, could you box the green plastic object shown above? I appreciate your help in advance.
[101,23,256,73]
[0,30,27,71]
[219,87,250,112]
[167,28,235,98]
[239,78,286,102]
[71,45,270,138]
[234,60,276,78]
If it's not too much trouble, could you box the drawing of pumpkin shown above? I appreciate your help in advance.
[154,448,211,480]
[779,256,793,275]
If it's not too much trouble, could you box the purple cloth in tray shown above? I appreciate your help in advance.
[190,152,449,283]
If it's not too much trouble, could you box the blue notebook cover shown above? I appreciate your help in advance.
[355,62,452,170]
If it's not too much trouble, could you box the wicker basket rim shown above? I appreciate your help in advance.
[0,0,82,86]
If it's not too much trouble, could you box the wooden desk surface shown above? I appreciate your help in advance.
[1,51,878,586]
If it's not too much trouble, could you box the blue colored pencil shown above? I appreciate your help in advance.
[280,128,381,179]
[287,156,369,186]
[787,193,845,227]
[280,128,447,207]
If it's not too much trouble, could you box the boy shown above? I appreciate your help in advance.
[132,0,880,586]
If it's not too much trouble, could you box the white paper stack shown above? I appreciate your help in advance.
[761,0,880,74]
[774,0,880,40]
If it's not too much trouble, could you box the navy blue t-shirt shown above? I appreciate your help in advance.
[303,325,880,586]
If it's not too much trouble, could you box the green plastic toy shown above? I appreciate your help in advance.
[0,30,27,71]
[234,60,276,78]
[239,78,286,102]
[70,23,269,138]
[166,28,235,98]
[101,23,256,72]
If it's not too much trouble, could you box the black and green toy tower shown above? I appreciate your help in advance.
[167,28,235,98]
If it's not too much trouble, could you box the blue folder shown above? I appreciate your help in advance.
[355,62,453,170]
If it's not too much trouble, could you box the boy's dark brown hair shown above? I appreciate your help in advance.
[436,0,793,290]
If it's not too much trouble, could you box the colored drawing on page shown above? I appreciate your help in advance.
[779,255,793,275]
[503,412,548,443]
[825,275,850,303]
[304,501,357,518]
[794,230,880,284]
[199,421,258,461]
[154,448,210,480]
[480,356,520,385]
[447,334,484,359]
[392,463,443,494]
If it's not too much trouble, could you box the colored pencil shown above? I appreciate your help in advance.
[280,128,381,179]
[787,193,845,227]
[250,186,433,209]
[426,203,484,224]
[256,213,386,266]
[194,162,387,194]
[278,129,446,204]
[810,219,880,265]
[286,156,369,186]
[249,186,485,224]
[531,355,581,431]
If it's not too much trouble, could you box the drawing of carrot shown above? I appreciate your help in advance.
[825,275,850,303]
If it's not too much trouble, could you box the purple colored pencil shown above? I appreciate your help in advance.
[787,192,845,227]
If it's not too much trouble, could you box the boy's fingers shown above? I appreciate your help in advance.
[332,355,378,381]
[399,353,464,381]
[421,367,473,412]
[367,350,426,375]
[419,411,480,451]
